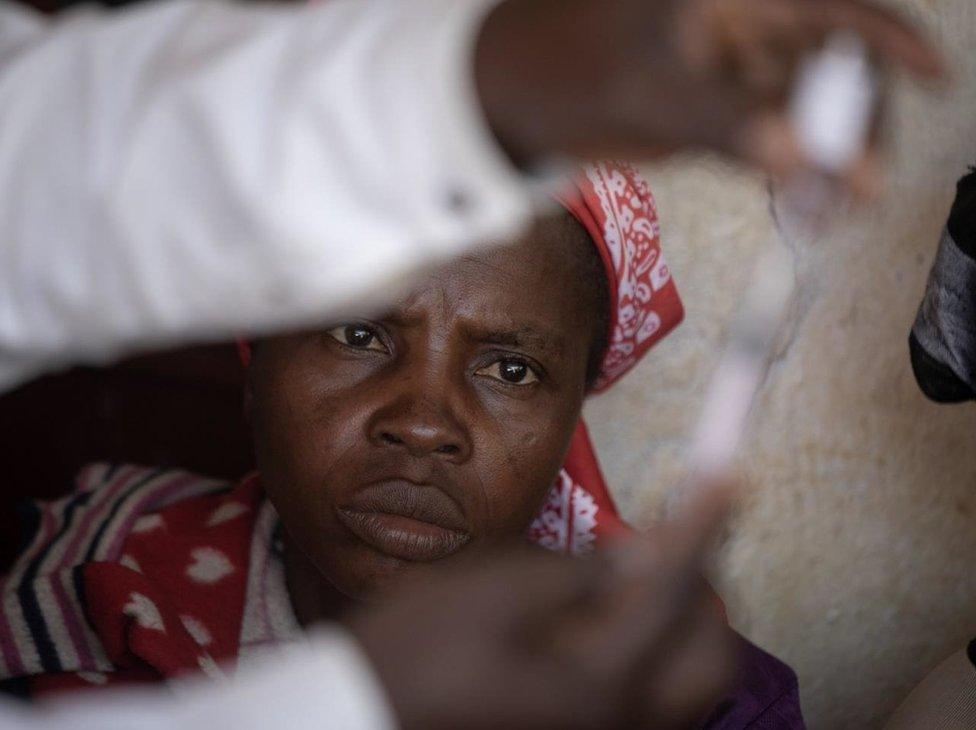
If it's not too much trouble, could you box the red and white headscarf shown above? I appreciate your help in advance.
[527,161,683,553]
[562,163,683,393]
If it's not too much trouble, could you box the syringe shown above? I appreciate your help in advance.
[686,32,877,483]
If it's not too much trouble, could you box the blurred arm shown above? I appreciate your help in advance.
[1,629,395,729]
[0,0,531,392]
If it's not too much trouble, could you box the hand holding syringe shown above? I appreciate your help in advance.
[685,32,878,487]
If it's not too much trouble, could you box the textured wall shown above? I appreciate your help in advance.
[583,2,976,727]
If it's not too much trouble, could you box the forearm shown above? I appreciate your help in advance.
[0,0,532,392]
[8,628,395,730]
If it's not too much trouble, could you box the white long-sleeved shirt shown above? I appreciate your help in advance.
[0,0,543,725]
[5,628,398,729]
[0,0,536,391]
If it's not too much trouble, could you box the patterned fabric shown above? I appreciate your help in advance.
[0,464,226,682]
[527,421,621,553]
[527,162,683,554]
[885,641,976,730]
[0,466,279,692]
[557,162,684,392]
[237,501,302,665]
[0,465,804,728]
[910,166,976,402]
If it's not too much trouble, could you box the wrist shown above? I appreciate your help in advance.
[473,0,607,166]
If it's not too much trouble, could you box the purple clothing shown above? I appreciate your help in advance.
[701,633,805,729]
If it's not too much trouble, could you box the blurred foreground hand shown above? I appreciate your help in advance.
[477,0,945,194]
[348,484,737,730]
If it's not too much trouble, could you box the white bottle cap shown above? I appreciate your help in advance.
[791,32,876,173]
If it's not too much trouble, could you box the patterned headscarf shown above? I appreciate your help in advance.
[527,162,683,553]
[239,162,682,554]
[561,163,684,393]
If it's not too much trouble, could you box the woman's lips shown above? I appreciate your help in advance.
[338,480,471,562]
[337,510,470,562]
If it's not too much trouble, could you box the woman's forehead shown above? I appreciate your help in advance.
[384,228,593,350]
[393,230,594,331]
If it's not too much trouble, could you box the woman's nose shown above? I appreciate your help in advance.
[368,394,471,462]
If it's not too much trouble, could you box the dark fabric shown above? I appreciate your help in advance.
[947,168,976,258]
[910,166,976,402]
[966,638,976,670]
[700,635,805,729]
[909,331,976,403]
[0,678,30,700]
[0,344,252,571]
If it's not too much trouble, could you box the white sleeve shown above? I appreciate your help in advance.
[2,628,397,729]
[0,0,536,392]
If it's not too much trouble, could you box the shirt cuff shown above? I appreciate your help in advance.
[418,0,544,250]
[178,627,397,730]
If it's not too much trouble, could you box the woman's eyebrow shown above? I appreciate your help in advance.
[475,327,565,357]
[377,309,425,330]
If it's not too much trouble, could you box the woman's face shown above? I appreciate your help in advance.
[248,217,602,599]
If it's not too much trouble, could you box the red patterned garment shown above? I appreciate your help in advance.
[0,462,805,728]
[0,465,298,693]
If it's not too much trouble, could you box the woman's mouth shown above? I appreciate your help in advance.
[337,481,471,562]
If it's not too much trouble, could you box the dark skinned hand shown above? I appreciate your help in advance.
[476,0,946,196]
[347,484,736,730]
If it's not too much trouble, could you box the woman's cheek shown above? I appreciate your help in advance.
[497,426,565,518]
[257,374,357,489]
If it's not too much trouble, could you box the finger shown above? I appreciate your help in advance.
[560,486,735,672]
[594,479,736,622]
[564,575,719,683]
[543,480,736,670]
[661,476,739,565]
[698,0,817,98]
[838,84,887,200]
[730,109,806,180]
[634,600,738,728]
[475,548,605,622]
[842,148,885,201]
[397,544,602,630]
[737,105,886,202]
[802,0,945,79]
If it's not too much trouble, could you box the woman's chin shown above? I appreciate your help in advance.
[325,548,414,602]
[329,546,468,602]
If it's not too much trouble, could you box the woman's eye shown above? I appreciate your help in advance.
[326,324,387,352]
[476,358,539,385]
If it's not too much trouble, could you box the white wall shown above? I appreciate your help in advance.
[585,2,976,726]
